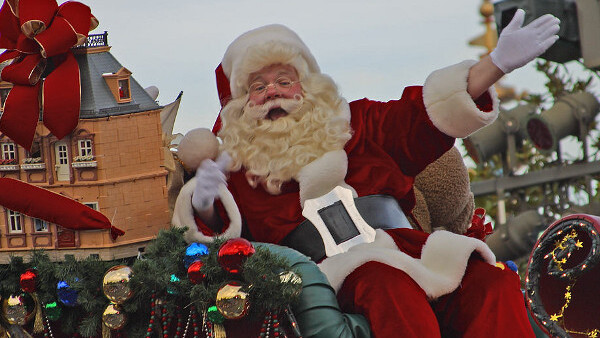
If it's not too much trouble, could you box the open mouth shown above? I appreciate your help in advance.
[267,107,288,120]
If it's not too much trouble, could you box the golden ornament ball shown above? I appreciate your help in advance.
[279,270,302,285]
[2,294,35,326]
[215,281,250,320]
[102,303,127,330]
[102,265,133,304]
[279,270,303,296]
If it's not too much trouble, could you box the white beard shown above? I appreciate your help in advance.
[218,86,352,195]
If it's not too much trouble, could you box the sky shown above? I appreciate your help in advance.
[80,0,590,137]
[45,1,598,232]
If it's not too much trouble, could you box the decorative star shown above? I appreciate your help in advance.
[554,240,565,250]
[576,240,584,248]
[550,314,561,322]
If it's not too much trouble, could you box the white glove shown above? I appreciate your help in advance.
[191,152,231,212]
[490,9,560,73]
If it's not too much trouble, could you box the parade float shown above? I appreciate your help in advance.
[0,0,599,337]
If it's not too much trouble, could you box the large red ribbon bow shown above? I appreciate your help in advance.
[465,207,494,241]
[0,0,98,150]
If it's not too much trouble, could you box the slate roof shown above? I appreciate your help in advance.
[75,36,162,119]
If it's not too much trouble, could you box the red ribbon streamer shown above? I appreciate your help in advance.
[0,177,125,240]
[0,0,98,150]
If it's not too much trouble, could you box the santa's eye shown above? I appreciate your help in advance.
[276,77,293,88]
[249,82,267,93]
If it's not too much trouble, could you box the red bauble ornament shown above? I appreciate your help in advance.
[217,238,255,274]
[20,269,38,293]
[187,260,206,284]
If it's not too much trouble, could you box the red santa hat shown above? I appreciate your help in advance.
[217,24,320,105]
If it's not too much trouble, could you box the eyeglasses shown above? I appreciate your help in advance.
[248,77,300,97]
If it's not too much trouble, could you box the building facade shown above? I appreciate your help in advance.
[0,33,172,262]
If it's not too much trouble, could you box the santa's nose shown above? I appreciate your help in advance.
[264,85,281,100]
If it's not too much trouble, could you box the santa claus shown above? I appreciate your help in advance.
[173,9,559,337]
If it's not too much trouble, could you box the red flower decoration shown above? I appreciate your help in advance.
[465,207,494,241]
[20,268,38,293]
[0,0,98,150]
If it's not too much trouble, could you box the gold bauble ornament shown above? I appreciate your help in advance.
[102,265,133,304]
[215,281,250,320]
[102,303,127,330]
[2,294,34,325]
[279,271,302,285]
[279,270,303,296]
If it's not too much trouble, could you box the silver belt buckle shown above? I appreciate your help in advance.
[302,186,376,257]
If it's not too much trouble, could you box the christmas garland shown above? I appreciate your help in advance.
[0,227,302,337]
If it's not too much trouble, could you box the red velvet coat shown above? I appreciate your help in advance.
[196,85,493,244]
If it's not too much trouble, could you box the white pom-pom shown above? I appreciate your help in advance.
[177,128,219,172]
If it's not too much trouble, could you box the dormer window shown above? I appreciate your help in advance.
[103,67,133,103]
[118,79,130,99]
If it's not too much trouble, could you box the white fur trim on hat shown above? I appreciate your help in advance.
[172,178,242,244]
[423,60,500,138]
[222,24,320,99]
[318,229,496,299]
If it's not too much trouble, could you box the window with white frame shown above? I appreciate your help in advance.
[33,218,49,232]
[83,202,99,211]
[7,209,22,233]
[27,141,42,159]
[0,88,9,111]
[78,139,93,157]
[1,142,16,160]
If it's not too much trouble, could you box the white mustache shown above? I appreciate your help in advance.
[243,94,304,120]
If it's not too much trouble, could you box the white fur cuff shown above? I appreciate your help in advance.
[423,60,499,138]
[172,178,242,244]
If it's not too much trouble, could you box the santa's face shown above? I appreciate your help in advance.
[219,66,352,195]
[246,64,303,120]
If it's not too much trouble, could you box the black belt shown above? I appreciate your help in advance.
[281,195,412,262]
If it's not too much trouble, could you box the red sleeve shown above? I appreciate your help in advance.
[474,90,494,113]
[346,86,454,177]
[192,199,231,237]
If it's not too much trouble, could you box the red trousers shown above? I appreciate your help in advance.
[336,228,534,337]
[337,257,535,338]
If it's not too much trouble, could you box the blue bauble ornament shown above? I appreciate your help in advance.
[505,260,518,273]
[184,243,209,268]
[57,280,78,307]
